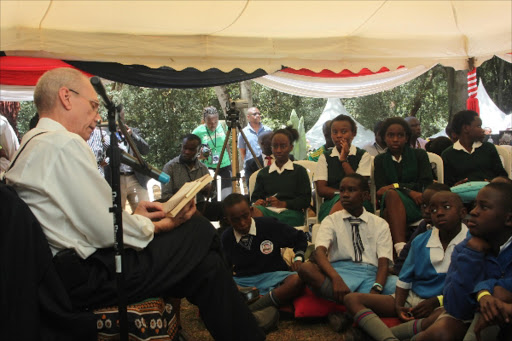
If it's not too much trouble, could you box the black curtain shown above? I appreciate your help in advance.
[65,60,269,88]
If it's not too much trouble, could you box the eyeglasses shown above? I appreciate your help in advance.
[68,88,100,113]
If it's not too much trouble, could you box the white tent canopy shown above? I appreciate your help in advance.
[1,1,511,73]
[306,98,374,150]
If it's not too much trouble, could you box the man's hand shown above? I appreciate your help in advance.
[134,201,167,220]
[149,200,196,233]
[467,237,491,253]
[410,297,439,318]
[332,275,351,303]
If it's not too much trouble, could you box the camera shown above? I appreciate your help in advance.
[225,99,249,127]
[200,144,211,158]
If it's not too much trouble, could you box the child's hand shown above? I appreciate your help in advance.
[396,306,414,322]
[467,237,491,253]
[291,259,303,272]
[332,276,351,303]
[267,196,286,208]
[410,297,438,318]
[339,139,350,160]
[454,178,469,186]
[479,294,511,325]
[253,199,266,206]
[409,191,423,205]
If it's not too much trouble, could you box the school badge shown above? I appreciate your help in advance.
[260,240,274,254]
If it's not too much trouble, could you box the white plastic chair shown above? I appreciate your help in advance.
[146,178,162,202]
[427,152,444,183]
[496,145,512,179]
[248,169,261,200]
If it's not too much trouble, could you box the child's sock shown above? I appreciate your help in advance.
[390,318,423,339]
[354,308,399,341]
[394,242,406,256]
[249,290,280,311]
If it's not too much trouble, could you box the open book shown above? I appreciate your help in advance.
[162,173,213,217]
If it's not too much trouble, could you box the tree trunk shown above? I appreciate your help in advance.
[214,85,230,117]
[409,69,435,117]
[445,67,467,122]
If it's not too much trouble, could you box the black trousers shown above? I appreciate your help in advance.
[54,215,264,341]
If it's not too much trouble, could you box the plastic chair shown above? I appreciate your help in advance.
[146,178,162,202]
[248,169,261,200]
[427,152,444,183]
[496,145,512,179]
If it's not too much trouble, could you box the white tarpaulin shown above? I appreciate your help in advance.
[1,1,511,73]
[477,80,512,132]
[254,65,434,98]
[306,98,374,150]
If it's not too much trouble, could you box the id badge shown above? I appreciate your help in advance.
[212,152,220,165]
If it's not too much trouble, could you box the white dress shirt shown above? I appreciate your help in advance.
[0,114,20,172]
[5,118,155,259]
[315,208,393,267]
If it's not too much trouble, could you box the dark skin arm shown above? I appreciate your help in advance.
[371,257,389,295]
[314,246,350,303]
[411,297,440,319]
[394,287,414,322]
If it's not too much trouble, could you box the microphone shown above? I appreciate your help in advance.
[117,149,170,184]
[90,76,116,112]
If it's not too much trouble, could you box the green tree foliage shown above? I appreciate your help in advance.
[14,57,510,169]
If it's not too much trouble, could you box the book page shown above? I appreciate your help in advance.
[163,174,213,217]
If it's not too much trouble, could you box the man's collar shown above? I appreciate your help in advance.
[37,117,68,132]
[453,140,482,154]
[233,218,257,243]
[268,159,294,174]
[330,145,356,158]
[340,208,369,223]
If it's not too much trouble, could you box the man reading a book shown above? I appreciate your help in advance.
[4,68,265,341]
[162,133,223,221]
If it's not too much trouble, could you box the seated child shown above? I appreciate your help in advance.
[442,110,507,187]
[343,191,468,341]
[374,117,433,257]
[394,183,451,274]
[315,114,372,222]
[298,174,397,304]
[412,183,512,341]
[251,126,311,226]
[466,285,512,341]
[221,193,308,315]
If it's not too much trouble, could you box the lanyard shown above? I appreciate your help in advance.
[206,126,217,149]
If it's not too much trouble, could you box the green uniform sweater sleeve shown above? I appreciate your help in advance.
[284,165,312,211]
[399,149,433,192]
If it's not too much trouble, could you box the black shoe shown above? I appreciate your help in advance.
[328,312,353,333]
[252,306,279,334]
[238,286,260,305]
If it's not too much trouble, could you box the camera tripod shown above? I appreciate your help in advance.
[210,101,262,196]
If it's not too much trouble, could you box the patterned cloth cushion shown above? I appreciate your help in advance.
[94,297,179,341]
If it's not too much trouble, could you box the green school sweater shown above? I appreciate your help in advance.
[251,164,311,211]
[442,142,507,187]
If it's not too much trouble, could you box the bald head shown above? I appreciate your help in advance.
[34,68,90,115]
[34,68,100,140]
[405,116,421,139]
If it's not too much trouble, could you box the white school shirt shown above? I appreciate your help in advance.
[315,208,393,267]
[315,145,371,181]
[5,118,155,259]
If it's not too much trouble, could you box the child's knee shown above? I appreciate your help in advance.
[297,261,315,281]
[343,292,363,310]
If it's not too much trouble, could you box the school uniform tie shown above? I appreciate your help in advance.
[348,217,364,263]
[265,155,273,166]
[239,234,253,250]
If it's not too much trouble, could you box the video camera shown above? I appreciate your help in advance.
[225,99,249,128]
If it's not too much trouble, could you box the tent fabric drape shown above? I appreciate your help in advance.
[254,65,434,98]
[1,1,510,73]
[64,61,268,89]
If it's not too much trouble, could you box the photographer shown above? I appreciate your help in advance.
[192,106,232,200]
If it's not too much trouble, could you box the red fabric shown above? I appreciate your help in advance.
[292,287,401,327]
[281,66,405,78]
[0,56,93,86]
[467,68,479,114]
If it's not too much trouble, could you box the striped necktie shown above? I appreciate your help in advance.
[348,217,364,263]
[239,235,253,250]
